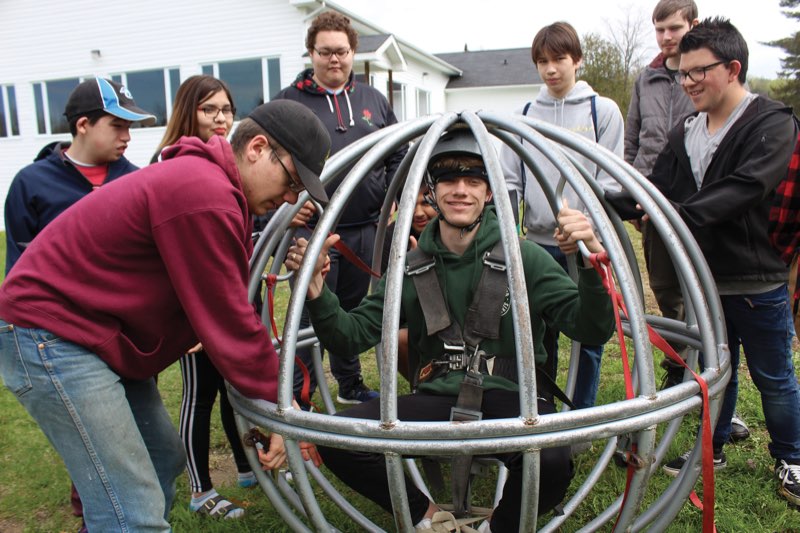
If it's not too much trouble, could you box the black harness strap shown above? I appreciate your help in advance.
[407,241,508,517]
[463,244,507,343]
[406,248,451,335]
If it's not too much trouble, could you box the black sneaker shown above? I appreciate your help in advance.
[662,447,727,477]
[336,379,379,405]
[659,357,685,389]
[729,414,751,442]
[775,459,800,506]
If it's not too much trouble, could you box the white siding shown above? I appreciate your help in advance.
[444,85,542,115]
[0,0,309,229]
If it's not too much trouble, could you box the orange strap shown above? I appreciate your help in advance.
[265,273,319,411]
[306,224,382,279]
[588,252,715,533]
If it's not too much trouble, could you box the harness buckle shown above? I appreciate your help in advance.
[483,249,507,272]
[405,258,436,276]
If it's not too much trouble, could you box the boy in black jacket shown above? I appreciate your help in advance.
[639,17,800,505]
[273,11,408,406]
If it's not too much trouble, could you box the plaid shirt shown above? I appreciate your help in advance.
[769,129,800,265]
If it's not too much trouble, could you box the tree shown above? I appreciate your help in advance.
[579,6,651,114]
[605,5,651,91]
[766,0,800,110]
[580,33,631,112]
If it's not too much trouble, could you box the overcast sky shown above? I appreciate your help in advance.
[335,0,795,79]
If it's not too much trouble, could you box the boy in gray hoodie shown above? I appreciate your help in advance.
[500,21,624,410]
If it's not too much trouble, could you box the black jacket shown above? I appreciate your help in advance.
[649,96,797,284]
[273,69,408,227]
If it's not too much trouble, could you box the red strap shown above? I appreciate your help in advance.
[589,252,715,533]
[265,273,320,411]
[306,224,382,279]
[266,274,281,343]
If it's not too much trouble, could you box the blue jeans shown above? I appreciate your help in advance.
[538,244,604,409]
[712,285,800,460]
[0,321,185,532]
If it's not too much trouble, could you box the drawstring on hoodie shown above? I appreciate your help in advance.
[294,68,357,133]
[325,92,355,133]
[552,98,567,127]
[344,90,355,127]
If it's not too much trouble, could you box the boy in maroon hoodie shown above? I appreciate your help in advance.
[0,100,329,532]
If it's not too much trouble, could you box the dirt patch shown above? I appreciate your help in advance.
[208,449,240,488]
[0,517,23,533]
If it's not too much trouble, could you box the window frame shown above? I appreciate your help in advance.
[200,57,281,118]
[0,84,21,138]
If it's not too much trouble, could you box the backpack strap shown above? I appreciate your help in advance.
[516,102,533,232]
[519,101,532,183]
[591,94,599,142]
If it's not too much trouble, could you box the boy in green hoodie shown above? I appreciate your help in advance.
[286,129,615,531]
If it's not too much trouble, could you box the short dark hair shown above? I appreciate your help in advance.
[652,0,698,24]
[68,109,107,137]
[531,22,582,64]
[306,11,359,52]
[679,17,748,84]
[229,118,286,160]
[430,155,485,173]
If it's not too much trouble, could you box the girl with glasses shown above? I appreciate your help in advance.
[155,75,253,519]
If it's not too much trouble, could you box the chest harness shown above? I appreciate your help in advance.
[405,240,574,516]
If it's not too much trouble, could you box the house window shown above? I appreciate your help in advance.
[169,69,181,106]
[0,85,20,137]
[202,57,281,117]
[267,58,281,100]
[33,77,80,134]
[113,68,180,127]
[416,88,430,117]
[389,81,405,121]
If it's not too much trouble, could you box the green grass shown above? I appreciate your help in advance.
[2,227,800,532]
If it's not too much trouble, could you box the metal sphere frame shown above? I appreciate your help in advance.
[228,110,730,532]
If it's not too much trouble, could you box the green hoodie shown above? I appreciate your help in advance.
[306,208,615,396]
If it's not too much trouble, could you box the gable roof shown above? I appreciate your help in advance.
[435,48,542,89]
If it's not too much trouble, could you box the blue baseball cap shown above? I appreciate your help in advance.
[64,77,156,125]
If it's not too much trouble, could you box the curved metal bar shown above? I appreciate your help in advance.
[226,110,732,532]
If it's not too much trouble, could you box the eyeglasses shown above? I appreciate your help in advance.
[198,105,235,119]
[272,150,305,193]
[313,47,351,60]
[675,60,728,84]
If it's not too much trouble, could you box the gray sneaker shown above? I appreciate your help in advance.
[729,414,750,442]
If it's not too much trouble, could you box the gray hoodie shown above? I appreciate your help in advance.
[501,80,624,246]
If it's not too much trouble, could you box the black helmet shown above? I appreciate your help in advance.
[424,129,490,234]
[426,129,488,186]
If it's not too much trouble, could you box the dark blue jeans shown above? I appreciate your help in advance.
[713,285,800,460]
[538,243,604,409]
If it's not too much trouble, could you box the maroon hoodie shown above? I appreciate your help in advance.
[0,136,278,401]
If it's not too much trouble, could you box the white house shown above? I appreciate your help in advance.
[0,0,540,228]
